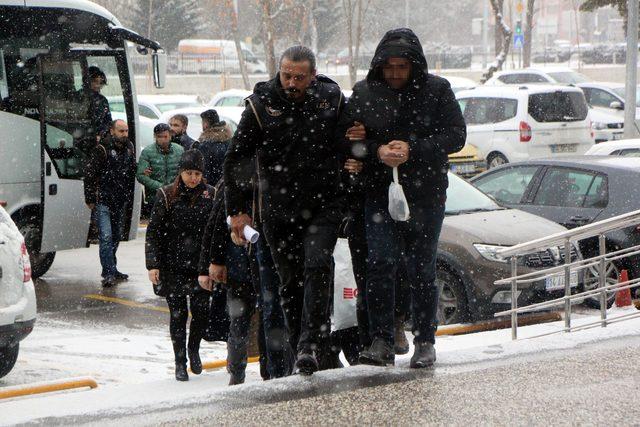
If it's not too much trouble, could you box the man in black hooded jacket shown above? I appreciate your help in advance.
[340,28,466,368]
[224,46,345,375]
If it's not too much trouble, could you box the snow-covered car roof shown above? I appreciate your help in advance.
[137,95,202,105]
[456,84,584,99]
[577,82,625,90]
[208,89,252,107]
[585,138,640,155]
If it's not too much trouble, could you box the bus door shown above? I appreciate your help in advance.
[37,55,92,253]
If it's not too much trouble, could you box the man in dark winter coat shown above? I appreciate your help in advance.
[341,28,466,368]
[84,119,136,287]
[169,114,196,150]
[194,109,233,184]
[87,66,113,141]
[224,45,345,376]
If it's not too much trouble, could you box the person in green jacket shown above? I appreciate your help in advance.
[137,123,184,217]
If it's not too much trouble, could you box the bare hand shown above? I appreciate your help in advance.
[344,159,363,174]
[346,121,366,141]
[143,167,152,176]
[86,203,95,210]
[209,264,227,284]
[229,213,252,246]
[198,275,212,291]
[378,140,409,168]
[148,269,160,285]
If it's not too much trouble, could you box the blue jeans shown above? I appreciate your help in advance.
[95,204,124,278]
[365,196,445,345]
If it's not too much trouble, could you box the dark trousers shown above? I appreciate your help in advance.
[263,210,338,354]
[347,209,411,349]
[365,196,445,346]
[164,273,210,365]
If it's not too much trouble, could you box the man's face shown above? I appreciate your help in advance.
[155,131,171,149]
[110,121,129,141]
[169,119,187,136]
[90,77,105,93]
[382,57,412,90]
[279,58,316,101]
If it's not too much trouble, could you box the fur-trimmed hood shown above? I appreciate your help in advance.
[198,124,233,144]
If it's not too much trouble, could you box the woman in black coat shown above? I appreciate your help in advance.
[145,150,216,381]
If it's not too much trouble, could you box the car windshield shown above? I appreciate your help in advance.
[547,71,590,84]
[446,173,501,215]
[611,86,640,107]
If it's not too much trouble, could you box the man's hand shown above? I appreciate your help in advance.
[86,203,95,210]
[198,275,212,291]
[229,213,252,246]
[378,140,410,168]
[346,121,366,141]
[344,159,363,174]
[143,167,152,176]
[209,264,227,284]
[148,269,160,285]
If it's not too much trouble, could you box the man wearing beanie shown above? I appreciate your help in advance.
[137,123,184,217]
[339,28,465,368]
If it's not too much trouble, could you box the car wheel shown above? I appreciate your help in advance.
[15,217,56,279]
[0,343,19,378]
[487,152,508,169]
[436,268,469,325]
[581,261,618,309]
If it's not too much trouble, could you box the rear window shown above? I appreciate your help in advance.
[498,73,548,84]
[458,97,518,125]
[528,91,588,122]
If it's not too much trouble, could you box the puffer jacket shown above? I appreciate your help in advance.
[136,142,184,204]
[194,124,233,185]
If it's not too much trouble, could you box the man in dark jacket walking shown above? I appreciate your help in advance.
[341,28,466,368]
[194,109,233,184]
[224,46,345,375]
[84,119,137,287]
[169,114,196,150]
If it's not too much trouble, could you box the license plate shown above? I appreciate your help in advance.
[450,163,476,174]
[545,271,579,291]
[550,144,578,153]
[612,132,624,140]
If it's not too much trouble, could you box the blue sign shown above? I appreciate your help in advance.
[514,34,524,49]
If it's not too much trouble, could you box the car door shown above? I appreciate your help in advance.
[526,166,607,229]
[458,97,496,160]
[471,165,543,208]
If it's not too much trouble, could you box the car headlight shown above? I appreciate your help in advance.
[592,122,607,130]
[473,243,510,263]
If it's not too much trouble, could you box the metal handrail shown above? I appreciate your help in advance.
[493,209,640,340]
[496,209,640,258]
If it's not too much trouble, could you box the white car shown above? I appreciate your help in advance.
[159,106,241,141]
[578,82,640,118]
[0,205,36,379]
[588,108,624,143]
[208,89,251,107]
[109,95,203,120]
[440,75,476,93]
[456,85,594,168]
[585,138,640,157]
[484,67,591,86]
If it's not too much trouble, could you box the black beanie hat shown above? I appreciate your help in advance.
[179,149,204,172]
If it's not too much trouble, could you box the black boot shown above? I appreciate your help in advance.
[294,349,319,376]
[174,347,189,381]
[394,317,410,355]
[188,337,203,375]
[410,342,436,369]
[359,338,395,366]
[228,372,245,386]
[175,363,189,381]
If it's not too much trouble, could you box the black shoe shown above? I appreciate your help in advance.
[175,363,189,381]
[101,276,117,287]
[114,271,129,281]
[359,338,395,366]
[189,349,202,375]
[410,342,436,369]
[229,373,245,386]
[295,350,319,376]
[394,319,410,355]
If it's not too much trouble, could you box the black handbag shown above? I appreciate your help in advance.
[203,285,230,342]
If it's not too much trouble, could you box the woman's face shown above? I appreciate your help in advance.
[180,170,202,188]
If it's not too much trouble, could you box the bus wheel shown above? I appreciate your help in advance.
[15,218,56,279]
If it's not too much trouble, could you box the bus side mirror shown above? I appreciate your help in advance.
[152,51,167,89]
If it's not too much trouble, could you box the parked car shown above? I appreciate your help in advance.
[158,106,240,141]
[335,172,578,325]
[109,95,203,120]
[470,156,640,304]
[578,82,640,119]
[456,85,594,169]
[440,75,477,93]
[585,138,640,157]
[0,205,36,378]
[208,89,251,108]
[448,143,486,177]
[588,107,624,143]
[484,67,591,86]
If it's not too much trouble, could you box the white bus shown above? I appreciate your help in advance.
[0,0,166,278]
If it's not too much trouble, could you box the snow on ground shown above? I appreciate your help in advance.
[2,305,639,425]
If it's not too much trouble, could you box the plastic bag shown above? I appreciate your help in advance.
[388,167,410,221]
[331,238,358,332]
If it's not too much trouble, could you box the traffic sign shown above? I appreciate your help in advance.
[514,34,524,49]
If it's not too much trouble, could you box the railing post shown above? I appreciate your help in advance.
[511,256,518,340]
[564,238,572,332]
[599,234,607,327]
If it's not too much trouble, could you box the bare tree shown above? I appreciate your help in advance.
[343,0,371,87]
[522,0,536,67]
[482,0,512,83]
[258,0,278,77]
[224,0,251,89]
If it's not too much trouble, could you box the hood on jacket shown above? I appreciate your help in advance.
[367,28,429,85]
[198,124,233,143]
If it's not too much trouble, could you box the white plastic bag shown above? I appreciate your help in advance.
[388,167,410,221]
[331,238,358,332]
